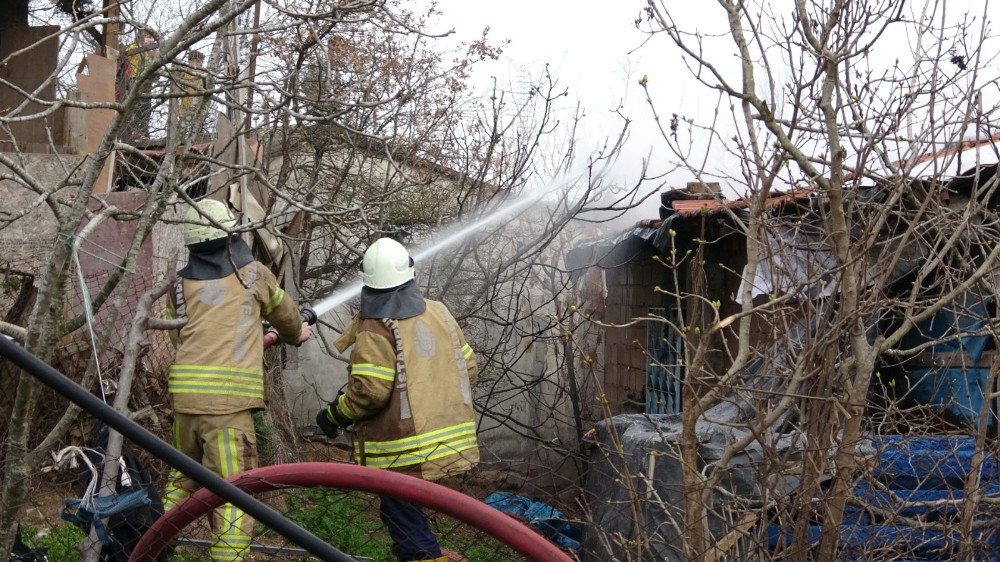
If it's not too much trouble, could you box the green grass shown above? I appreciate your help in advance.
[284,488,526,562]
[167,547,210,562]
[20,523,85,562]
[285,489,394,561]
[19,522,208,562]
[18,490,527,562]
[434,519,524,562]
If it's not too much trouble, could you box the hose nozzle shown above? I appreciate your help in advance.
[300,308,318,325]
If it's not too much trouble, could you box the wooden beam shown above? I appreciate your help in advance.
[909,350,996,369]
[103,0,122,56]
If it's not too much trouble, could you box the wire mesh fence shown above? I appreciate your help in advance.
[15,352,1000,562]
[144,485,536,562]
[2,263,588,562]
[6,260,1000,562]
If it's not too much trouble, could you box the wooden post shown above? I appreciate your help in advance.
[103,0,121,57]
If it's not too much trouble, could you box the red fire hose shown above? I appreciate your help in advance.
[262,308,318,349]
[131,462,575,562]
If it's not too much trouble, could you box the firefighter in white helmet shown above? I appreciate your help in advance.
[316,237,478,562]
[165,199,311,562]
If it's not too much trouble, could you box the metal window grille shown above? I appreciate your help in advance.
[646,307,684,415]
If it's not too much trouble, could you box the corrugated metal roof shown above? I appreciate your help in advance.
[893,132,1000,179]
[667,188,815,217]
[564,221,663,272]
[566,188,821,270]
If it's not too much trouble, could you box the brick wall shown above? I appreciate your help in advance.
[603,256,671,414]
[598,227,752,414]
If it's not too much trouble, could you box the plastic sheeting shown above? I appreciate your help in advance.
[484,492,582,551]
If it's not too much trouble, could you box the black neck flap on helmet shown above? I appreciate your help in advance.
[360,279,426,320]
[179,235,255,280]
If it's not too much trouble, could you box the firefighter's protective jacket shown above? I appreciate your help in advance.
[166,261,302,415]
[334,299,479,481]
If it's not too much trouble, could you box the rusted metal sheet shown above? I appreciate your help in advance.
[59,191,154,374]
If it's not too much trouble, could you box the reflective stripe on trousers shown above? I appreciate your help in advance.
[208,427,250,562]
[167,413,256,562]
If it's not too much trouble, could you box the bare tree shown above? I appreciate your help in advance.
[0,0,255,552]
[1,0,654,558]
[572,1,1000,561]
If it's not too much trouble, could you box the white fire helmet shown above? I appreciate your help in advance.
[183,199,236,246]
[362,238,414,289]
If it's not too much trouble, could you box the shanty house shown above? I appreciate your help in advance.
[575,137,1000,561]
[566,182,823,417]
[570,145,1000,427]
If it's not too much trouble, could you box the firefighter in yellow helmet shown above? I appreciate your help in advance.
[165,199,311,562]
[316,237,478,562]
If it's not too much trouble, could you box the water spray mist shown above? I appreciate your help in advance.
[306,164,609,320]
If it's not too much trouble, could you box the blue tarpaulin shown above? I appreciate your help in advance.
[767,434,1000,560]
[484,492,581,550]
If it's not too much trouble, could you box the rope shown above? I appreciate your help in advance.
[71,240,131,271]
[67,232,107,402]
[53,445,150,545]
[59,223,139,401]
[52,445,102,503]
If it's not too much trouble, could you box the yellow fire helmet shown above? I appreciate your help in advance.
[183,199,237,246]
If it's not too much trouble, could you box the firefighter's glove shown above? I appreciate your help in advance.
[328,391,353,428]
[317,392,353,437]
[316,404,340,438]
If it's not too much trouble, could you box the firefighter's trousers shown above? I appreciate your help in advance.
[163,411,258,562]
[380,494,443,561]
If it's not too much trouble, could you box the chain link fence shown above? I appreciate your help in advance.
[6,258,1000,562]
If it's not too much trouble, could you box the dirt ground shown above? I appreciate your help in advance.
[18,438,519,562]
[16,437,354,529]
[19,466,84,530]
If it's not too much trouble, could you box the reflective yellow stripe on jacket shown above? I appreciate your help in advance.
[263,287,286,316]
[358,421,478,469]
[337,362,395,421]
[351,363,395,381]
[168,364,264,399]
